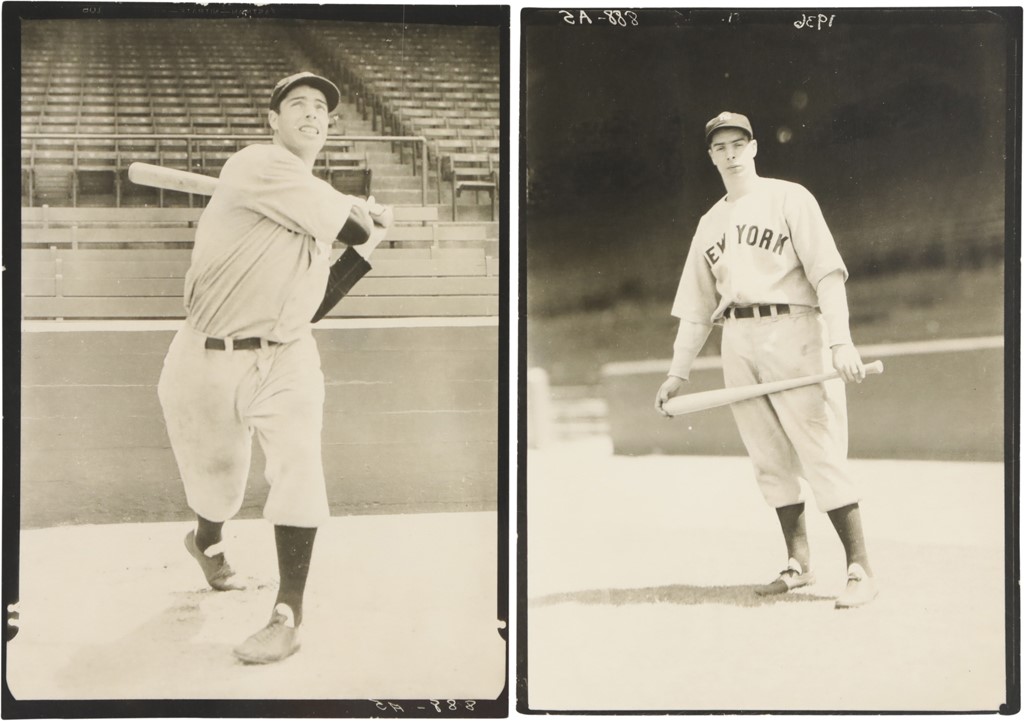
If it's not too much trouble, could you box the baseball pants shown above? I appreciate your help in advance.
[157,323,331,527]
[721,307,860,512]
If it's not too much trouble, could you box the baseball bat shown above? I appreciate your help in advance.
[128,162,218,196]
[127,162,390,218]
[662,360,884,417]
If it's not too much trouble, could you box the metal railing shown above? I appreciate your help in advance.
[21,132,430,205]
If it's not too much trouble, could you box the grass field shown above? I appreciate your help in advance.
[527,264,1006,387]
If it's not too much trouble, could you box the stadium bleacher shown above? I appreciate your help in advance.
[21,18,502,319]
[21,19,501,220]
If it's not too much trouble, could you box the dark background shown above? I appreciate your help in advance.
[522,8,1016,384]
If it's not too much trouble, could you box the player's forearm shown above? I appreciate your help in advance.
[337,204,373,246]
[668,320,713,380]
[351,224,388,259]
[816,269,854,347]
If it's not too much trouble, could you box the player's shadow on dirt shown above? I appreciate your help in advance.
[530,583,833,609]
[53,589,254,696]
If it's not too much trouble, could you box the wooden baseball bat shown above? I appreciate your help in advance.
[128,162,218,196]
[662,360,884,417]
[126,162,390,217]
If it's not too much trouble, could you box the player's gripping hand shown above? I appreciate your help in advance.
[367,196,394,229]
[655,376,686,418]
[831,343,866,383]
[351,197,393,260]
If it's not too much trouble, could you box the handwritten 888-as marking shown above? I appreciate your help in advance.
[559,10,639,26]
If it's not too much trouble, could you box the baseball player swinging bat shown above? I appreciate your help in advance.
[128,162,391,322]
[662,360,884,417]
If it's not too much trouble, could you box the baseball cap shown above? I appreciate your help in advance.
[269,72,341,113]
[704,111,753,143]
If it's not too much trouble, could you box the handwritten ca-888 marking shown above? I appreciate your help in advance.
[369,699,478,713]
[559,9,639,26]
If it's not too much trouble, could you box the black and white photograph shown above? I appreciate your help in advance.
[5,3,508,714]
[521,6,1019,713]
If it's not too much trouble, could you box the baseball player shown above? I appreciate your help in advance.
[654,112,878,609]
[157,71,394,664]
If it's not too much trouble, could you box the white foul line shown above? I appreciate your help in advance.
[601,335,1005,377]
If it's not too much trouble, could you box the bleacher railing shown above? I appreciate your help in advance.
[21,133,431,206]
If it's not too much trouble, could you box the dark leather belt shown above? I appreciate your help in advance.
[724,303,790,319]
[205,336,281,351]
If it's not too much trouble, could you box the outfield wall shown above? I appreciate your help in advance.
[601,337,1004,463]
[20,321,499,529]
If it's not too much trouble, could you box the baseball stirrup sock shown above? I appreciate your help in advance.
[195,515,224,553]
[775,503,810,571]
[274,525,318,626]
[827,503,872,575]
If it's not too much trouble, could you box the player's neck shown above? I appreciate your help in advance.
[723,172,760,202]
[273,135,319,170]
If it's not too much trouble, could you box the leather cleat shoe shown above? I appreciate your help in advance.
[184,530,244,591]
[234,604,301,664]
[835,563,879,609]
[755,558,816,596]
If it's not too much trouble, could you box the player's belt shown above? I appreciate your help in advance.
[205,336,282,351]
[724,303,790,319]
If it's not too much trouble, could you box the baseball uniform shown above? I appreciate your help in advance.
[158,142,360,528]
[669,177,859,512]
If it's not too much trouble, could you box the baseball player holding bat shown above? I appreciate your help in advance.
[157,71,393,664]
[654,112,879,609]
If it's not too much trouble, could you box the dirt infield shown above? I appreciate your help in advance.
[525,438,1008,712]
[7,512,505,701]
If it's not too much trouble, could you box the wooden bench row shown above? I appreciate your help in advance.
[22,247,500,321]
[21,144,374,208]
[20,206,497,252]
[22,223,494,251]
[21,205,438,227]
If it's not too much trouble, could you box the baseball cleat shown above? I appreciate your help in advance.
[834,563,879,609]
[233,604,301,664]
[184,530,244,591]
[755,558,816,596]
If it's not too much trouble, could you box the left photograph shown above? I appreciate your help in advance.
[6,4,507,713]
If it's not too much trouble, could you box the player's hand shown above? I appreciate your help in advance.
[655,376,686,417]
[367,196,394,229]
[831,343,866,383]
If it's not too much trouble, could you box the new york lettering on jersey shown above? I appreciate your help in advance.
[703,223,790,266]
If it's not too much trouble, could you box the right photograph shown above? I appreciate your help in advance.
[520,6,1018,714]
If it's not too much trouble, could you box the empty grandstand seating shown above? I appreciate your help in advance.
[23,19,500,219]
[323,149,373,197]
[305,21,500,199]
[442,152,499,220]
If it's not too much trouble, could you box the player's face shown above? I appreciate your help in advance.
[269,85,331,161]
[708,129,757,179]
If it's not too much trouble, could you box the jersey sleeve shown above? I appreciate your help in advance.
[218,144,357,242]
[670,222,720,324]
[785,183,848,288]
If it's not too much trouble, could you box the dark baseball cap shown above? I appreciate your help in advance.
[269,72,341,113]
[705,111,754,143]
